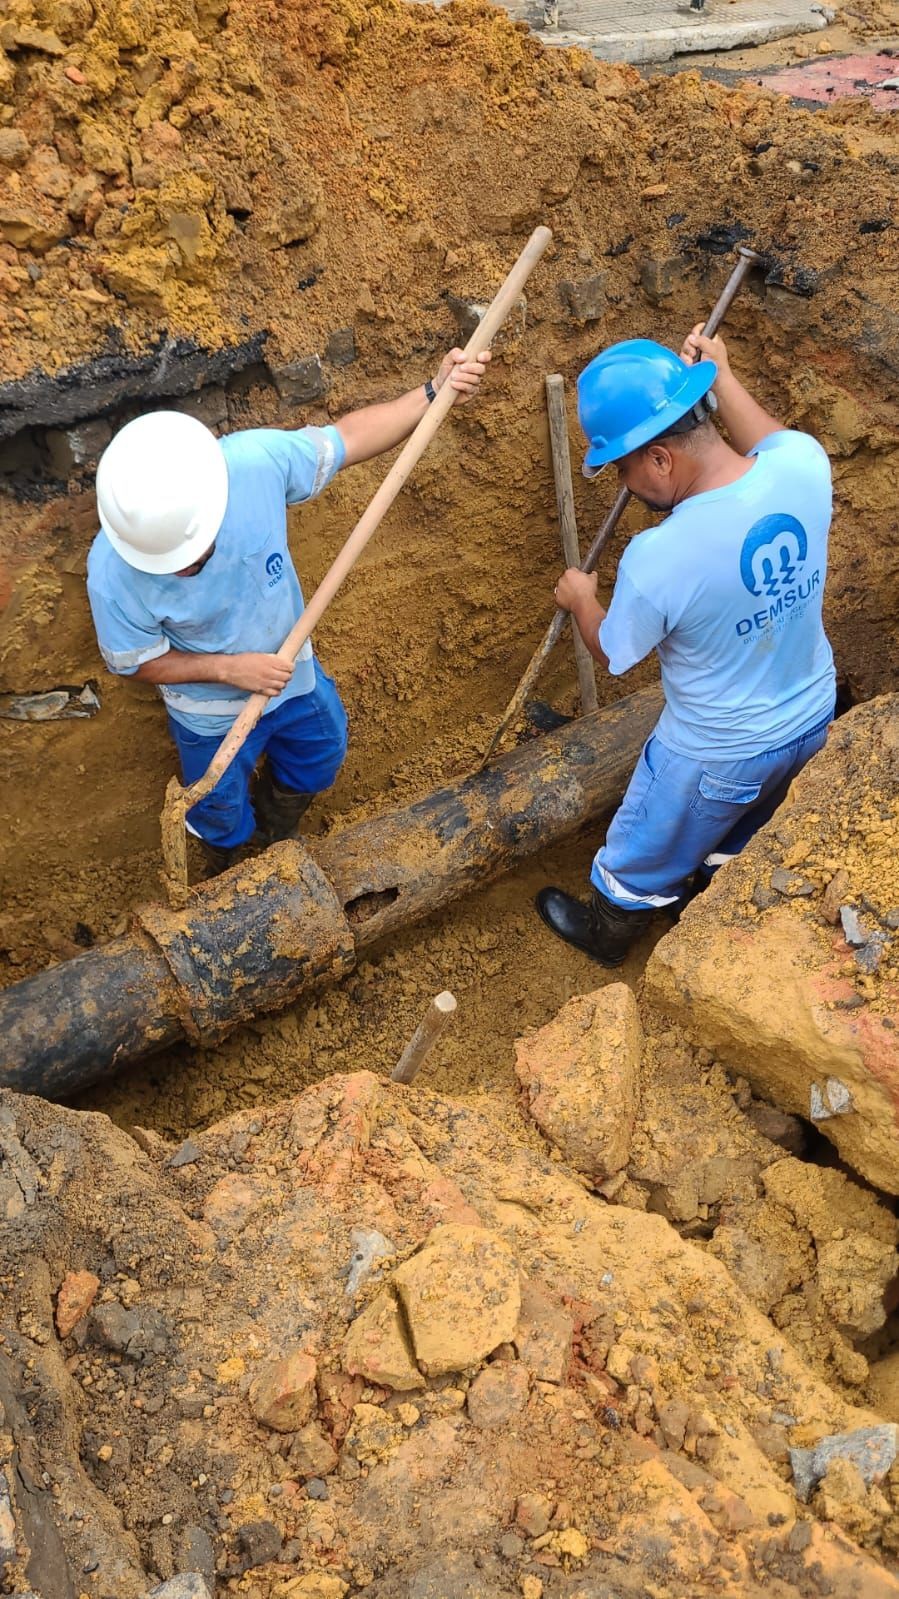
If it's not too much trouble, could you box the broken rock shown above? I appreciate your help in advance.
[237,1519,282,1571]
[55,1269,100,1338]
[0,198,67,252]
[146,1578,213,1599]
[250,1348,317,1432]
[513,1277,573,1383]
[647,902,898,1192]
[645,698,899,1194]
[0,127,30,167]
[745,1101,806,1155]
[0,1469,15,1565]
[466,1360,529,1428]
[558,272,606,321]
[392,1223,520,1376]
[514,984,641,1181]
[270,355,326,404]
[289,1421,339,1478]
[789,1423,899,1502]
[343,1286,424,1392]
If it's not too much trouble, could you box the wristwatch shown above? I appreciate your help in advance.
[424,378,437,404]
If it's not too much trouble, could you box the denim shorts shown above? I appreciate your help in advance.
[591,709,834,909]
[168,658,348,848]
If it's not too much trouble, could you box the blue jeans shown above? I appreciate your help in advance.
[592,709,834,909]
[168,659,348,848]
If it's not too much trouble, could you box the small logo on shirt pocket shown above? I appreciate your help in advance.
[265,552,284,588]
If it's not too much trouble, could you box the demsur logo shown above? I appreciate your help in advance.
[265,551,284,588]
[736,513,820,638]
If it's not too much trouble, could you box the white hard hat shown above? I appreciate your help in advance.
[96,411,229,575]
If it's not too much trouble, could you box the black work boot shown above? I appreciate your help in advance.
[201,840,235,876]
[254,763,315,845]
[535,885,654,967]
[200,835,263,877]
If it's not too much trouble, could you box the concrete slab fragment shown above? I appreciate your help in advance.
[416,0,834,65]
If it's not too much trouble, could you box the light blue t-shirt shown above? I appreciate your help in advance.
[599,430,836,759]
[87,424,345,735]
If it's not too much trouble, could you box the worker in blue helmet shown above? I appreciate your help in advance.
[536,329,836,967]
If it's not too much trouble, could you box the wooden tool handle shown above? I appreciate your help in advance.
[182,226,553,810]
[391,990,457,1085]
[546,372,597,714]
[701,246,762,342]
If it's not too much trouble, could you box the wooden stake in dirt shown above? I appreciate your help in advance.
[159,224,554,906]
[478,244,763,770]
[391,991,457,1085]
[545,373,598,718]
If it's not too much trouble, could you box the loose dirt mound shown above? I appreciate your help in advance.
[3,1071,899,1597]
[1,0,898,373]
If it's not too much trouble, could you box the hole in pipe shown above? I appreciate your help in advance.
[344,886,400,927]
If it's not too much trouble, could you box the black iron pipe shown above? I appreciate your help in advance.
[0,688,662,1098]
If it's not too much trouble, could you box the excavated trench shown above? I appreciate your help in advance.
[1,249,897,1138]
[0,0,897,1313]
[3,4,899,1593]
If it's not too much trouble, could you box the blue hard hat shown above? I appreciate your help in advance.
[577,338,717,472]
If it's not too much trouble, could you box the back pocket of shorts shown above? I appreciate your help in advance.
[690,771,762,816]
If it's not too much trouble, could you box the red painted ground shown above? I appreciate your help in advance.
[757,52,899,110]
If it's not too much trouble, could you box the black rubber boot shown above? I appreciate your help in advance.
[535,885,654,967]
[201,840,235,876]
[667,870,707,922]
[254,764,315,845]
[200,834,264,876]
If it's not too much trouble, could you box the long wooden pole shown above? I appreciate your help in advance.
[545,373,598,717]
[477,245,763,770]
[160,225,554,900]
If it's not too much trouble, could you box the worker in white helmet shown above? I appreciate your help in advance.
[87,347,490,870]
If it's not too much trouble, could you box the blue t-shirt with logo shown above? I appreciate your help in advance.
[87,424,346,735]
[598,430,836,759]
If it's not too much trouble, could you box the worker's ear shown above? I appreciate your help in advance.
[645,442,674,475]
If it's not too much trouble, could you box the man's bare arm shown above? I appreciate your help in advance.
[681,328,783,455]
[554,568,610,669]
[334,347,491,467]
[135,650,293,696]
